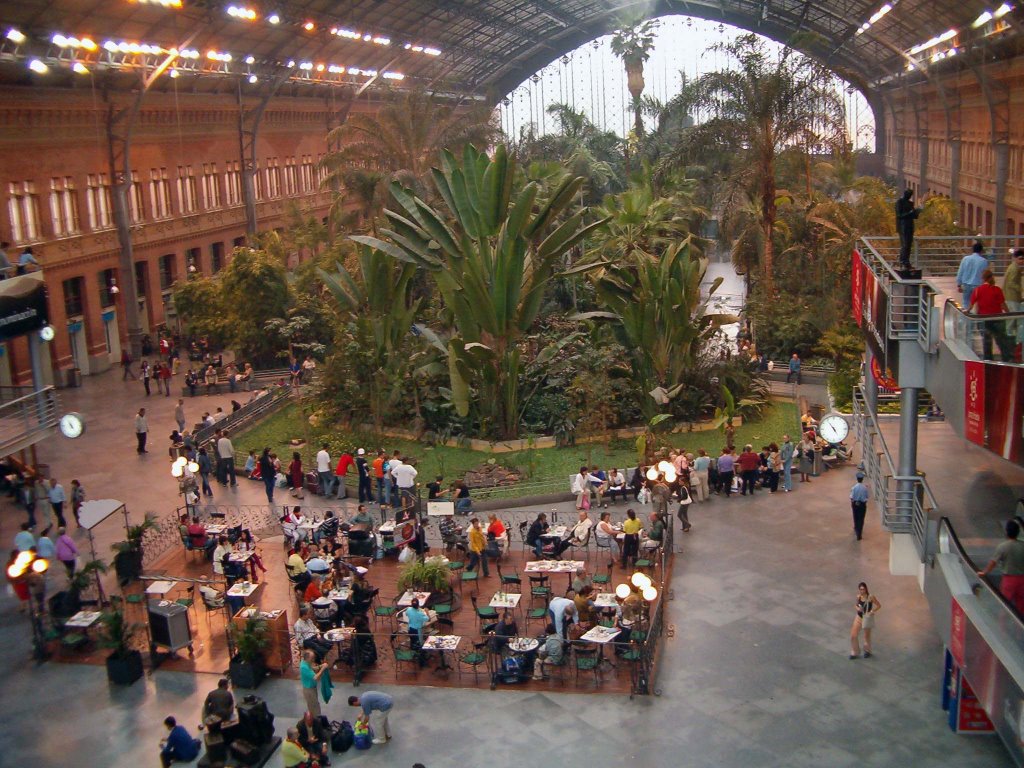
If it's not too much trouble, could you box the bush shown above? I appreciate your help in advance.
[828,364,860,410]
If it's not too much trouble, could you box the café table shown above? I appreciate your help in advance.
[145,580,177,597]
[524,560,585,591]
[205,524,227,536]
[540,525,568,540]
[324,626,355,661]
[64,610,102,629]
[508,636,539,654]
[580,624,621,670]
[422,634,461,674]
[228,550,253,564]
[593,592,618,609]
[378,520,397,535]
[298,519,323,542]
[327,587,351,603]
[226,581,263,605]
[397,590,432,607]
[489,592,521,610]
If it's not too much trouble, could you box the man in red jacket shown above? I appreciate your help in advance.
[334,449,355,500]
[736,444,761,497]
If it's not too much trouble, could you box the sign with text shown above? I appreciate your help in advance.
[0,272,47,341]
[950,597,967,667]
[964,361,986,446]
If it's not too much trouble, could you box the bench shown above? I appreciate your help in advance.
[179,368,299,397]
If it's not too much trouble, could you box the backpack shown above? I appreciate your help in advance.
[330,720,354,753]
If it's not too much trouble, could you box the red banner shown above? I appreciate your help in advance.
[851,250,863,327]
[965,361,986,446]
[950,597,966,667]
[957,677,995,733]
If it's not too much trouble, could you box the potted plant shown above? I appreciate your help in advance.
[100,607,145,685]
[49,559,108,619]
[396,559,452,594]
[229,615,269,689]
[111,514,158,586]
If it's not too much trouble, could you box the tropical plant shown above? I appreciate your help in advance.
[230,616,270,665]
[396,558,452,593]
[320,90,497,219]
[99,608,141,658]
[317,245,421,428]
[663,34,847,294]
[816,323,863,370]
[577,240,735,419]
[354,143,609,439]
[610,19,660,136]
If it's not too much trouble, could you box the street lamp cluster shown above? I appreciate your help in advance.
[616,570,658,603]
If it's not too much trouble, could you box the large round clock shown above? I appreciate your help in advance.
[59,412,85,439]
[818,413,849,445]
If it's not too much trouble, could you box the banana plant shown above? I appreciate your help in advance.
[351,143,609,439]
[576,239,736,419]
[317,244,420,427]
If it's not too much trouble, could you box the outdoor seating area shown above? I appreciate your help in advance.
[54,502,672,696]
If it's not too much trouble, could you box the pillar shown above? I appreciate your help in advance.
[995,143,1009,237]
[896,385,920,526]
[949,139,962,211]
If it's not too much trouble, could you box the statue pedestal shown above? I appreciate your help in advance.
[895,266,922,280]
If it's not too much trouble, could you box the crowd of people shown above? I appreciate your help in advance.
[957,243,1024,362]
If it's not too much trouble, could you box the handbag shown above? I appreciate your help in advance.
[398,546,415,564]
[861,612,875,629]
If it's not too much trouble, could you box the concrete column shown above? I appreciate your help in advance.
[896,385,920,521]
[994,143,1009,237]
[918,136,929,197]
[895,135,906,190]
[949,139,962,210]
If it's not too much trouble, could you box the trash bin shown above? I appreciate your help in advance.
[810,403,825,421]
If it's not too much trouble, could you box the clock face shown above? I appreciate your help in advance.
[818,414,849,444]
[59,412,84,439]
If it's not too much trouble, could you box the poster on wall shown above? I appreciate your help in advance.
[851,250,863,327]
[965,361,986,446]
[982,364,1024,463]
[950,597,966,667]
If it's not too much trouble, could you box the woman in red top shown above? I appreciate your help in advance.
[289,451,305,498]
[969,269,1013,361]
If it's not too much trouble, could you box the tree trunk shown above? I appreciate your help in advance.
[626,60,645,136]
[760,154,776,296]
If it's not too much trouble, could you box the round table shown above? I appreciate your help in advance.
[508,637,539,653]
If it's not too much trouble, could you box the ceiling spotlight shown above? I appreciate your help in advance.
[267,13,280,24]
[248,74,258,83]
[303,21,315,31]
[28,59,48,74]
[73,62,89,74]
[169,68,179,78]
[245,55,255,64]
[6,28,26,44]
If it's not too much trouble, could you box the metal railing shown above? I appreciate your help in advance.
[0,385,60,455]
[861,235,1022,277]
[943,298,1024,365]
[193,384,293,446]
[852,386,936,556]
[858,238,934,353]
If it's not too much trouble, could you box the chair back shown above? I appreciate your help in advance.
[437,617,455,633]
[470,595,479,610]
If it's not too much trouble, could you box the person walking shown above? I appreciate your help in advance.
[780,435,795,492]
[849,582,881,659]
[197,447,214,497]
[968,268,1014,362]
[70,479,85,526]
[978,519,1024,614]
[1004,248,1024,352]
[355,448,372,503]
[766,443,781,493]
[158,362,172,396]
[850,472,870,540]
[956,241,989,308]
[299,649,328,719]
[692,448,710,502]
[258,447,275,504]
[717,448,735,497]
[56,527,78,577]
[140,359,151,395]
[289,451,305,498]
[466,517,490,577]
[120,349,136,380]
[47,478,67,528]
[174,399,186,433]
[348,691,393,745]
[786,352,802,385]
[217,429,236,487]
[797,432,815,483]
[135,407,148,454]
[315,443,334,497]
[35,477,53,536]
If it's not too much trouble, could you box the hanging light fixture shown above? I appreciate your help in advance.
[615,583,631,599]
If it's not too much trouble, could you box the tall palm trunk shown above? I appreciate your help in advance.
[759,151,776,296]
[626,60,645,136]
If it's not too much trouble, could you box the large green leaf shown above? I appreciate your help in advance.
[349,235,422,266]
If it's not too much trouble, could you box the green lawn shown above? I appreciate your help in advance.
[236,400,799,497]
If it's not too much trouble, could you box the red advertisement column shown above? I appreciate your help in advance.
[964,361,986,446]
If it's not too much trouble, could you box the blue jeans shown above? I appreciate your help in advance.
[377,478,390,506]
[783,460,792,491]
[318,471,334,496]
[532,540,544,558]
[455,498,472,515]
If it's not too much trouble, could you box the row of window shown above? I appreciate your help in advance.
[7,155,327,243]
[60,238,245,319]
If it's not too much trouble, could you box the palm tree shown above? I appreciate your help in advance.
[577,240,735,419]
[320,91,497,225]
[610,19,660,137]
[352,144,609,439]
[662,34,846,295]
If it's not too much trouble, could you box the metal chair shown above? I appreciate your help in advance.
[373,593,398,631]
[571,641,601,686]
[567,528,591,562]
[524,605,549,632]
[496,562,521,592]
[594,533,616,566]
[389,632,419,679]
[529,575,551,606]
[459,640,489,683]
[459,569,478,595]
[592,562,613,588]
[470,595,498,629]
[181,533,202,562]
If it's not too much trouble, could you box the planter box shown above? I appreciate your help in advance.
[106,650,144,685]
[229,656,267,689]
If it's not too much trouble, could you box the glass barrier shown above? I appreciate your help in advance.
[943,298,1024,364]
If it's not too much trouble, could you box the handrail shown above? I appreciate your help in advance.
[862,235,1021,278]
[852,386,935,554]
[194,385,293,445]
[0,385,60,455]
[943,298,1024,366]
[937,516,1024,645]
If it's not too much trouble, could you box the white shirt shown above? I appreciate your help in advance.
[316,449,331,473]
[294,618,319,644]
[570,517,593,543]
[217,436,234,460]
[212,544,228,574]
[387,457,403,479]
[392,463,418,488]
[608,472,625,488]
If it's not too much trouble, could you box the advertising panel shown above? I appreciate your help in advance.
[0,272,48,341]
[851,250,863,327]
[964,361,986,447]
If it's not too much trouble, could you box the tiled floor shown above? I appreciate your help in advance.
[0,366,1015,767]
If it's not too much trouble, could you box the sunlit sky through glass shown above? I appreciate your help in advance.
[498,16,876,152]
